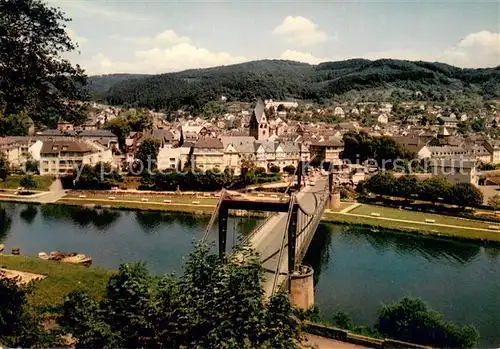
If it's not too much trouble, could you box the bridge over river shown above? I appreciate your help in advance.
[205,173,337,308]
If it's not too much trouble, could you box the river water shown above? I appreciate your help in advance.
[0,203,498,346]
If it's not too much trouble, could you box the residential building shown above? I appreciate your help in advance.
[56,121,74,132]
[484,140,500,163]
[191,137,224,172]
[79,130,118,149]
[219,136,256,175]
[39,140,114,175]
[264,99,298,109]
[430,158,478,185]
[309,138,344,165]
[0,138,21,167]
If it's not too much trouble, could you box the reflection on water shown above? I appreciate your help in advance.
[0,208,12,241]
[304,224,500,348]
[303,223,332,286]
[40,204,121,231]
[20,205,38,225]
[344,226,482,265]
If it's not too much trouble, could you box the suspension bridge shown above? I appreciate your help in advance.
[203,169,338,308]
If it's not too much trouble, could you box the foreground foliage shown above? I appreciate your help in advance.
[331,297,479,348]
[60,244,300,348]
[0,0,88,129]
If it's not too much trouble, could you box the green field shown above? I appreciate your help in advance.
[58,198,216,214]
[0,176,54,191]
[323,204,500,243]
[349,204,495,230]
[0,255,112,309]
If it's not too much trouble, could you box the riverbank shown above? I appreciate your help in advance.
[324,203,500,244]
[0,255,112,309]
[2,192,500,243]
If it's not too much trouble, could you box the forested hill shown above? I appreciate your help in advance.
[89,59,500,111]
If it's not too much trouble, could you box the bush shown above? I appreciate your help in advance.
[376,297,479,348]
[488,194,500,209]
[269,165,281,174]
[283,165,296,175]
[255,167,266,175]
[19,174,39,191]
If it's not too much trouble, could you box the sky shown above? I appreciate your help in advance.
[48,0,500,75]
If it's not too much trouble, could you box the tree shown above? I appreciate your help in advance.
[61,244,300,348]
[19,174,39,191]
[488,194,500,209]
[135,139,160,175]
[418,177,451,203]
[365,171,396,196]
[103,117,132,150]
[255,167,267,176]
[0,153,9,181]
[277,104,286,112]
[376,297,479,348]
[283,165,296,175]
[270,165,281,174]
[0,0,88,126]
[447,183,484,208]
[0,276,57,347]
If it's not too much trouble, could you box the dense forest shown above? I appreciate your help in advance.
[89,59,500,112]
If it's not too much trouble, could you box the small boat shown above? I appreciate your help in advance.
[61,254,92,267]
[40,251,92,267]
[38,252,49,260]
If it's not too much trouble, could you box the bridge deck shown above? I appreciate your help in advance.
[249,177,328,297]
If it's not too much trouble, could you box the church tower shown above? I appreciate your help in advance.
[249,98,269,140]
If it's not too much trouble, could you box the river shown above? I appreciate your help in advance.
[0,203,499,346]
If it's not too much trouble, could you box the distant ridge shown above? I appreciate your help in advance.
[88,58,500,110]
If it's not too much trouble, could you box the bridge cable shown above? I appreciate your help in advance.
[271,193,296,297]
[201,188,226,243]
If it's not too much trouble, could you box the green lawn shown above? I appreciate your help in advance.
[0,175,54,191]
[58,198,216,214]
[0,255,112,309]
[323,210,500,243]
[64,192,217,205]
[350,204,495,230]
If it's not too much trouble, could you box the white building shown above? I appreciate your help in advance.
[39,140,115,175]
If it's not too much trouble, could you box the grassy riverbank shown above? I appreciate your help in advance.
[0,176,54,191]
[0,255,112,309]
[324,205,500,243]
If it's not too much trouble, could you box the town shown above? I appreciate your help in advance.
[1,97,499,189]
[1,0,499,348]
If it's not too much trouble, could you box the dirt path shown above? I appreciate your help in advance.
[302,334,368,348]
[0,268,45,284]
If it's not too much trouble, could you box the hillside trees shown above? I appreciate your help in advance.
[94,59,500,111]
[0,0,88,129]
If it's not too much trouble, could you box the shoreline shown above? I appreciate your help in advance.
[1,195,499,244]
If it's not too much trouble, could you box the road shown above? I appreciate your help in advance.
[249,177,328,297]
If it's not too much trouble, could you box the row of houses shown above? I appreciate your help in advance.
[0,129,118,175]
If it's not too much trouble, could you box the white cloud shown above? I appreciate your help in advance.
[46,0,149,22]
[82,43,246,75]
[279,49,327,64]
[110,30,192,46]
[65,28,88,46]
[440,31,500,68]
[273,16,328,46]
